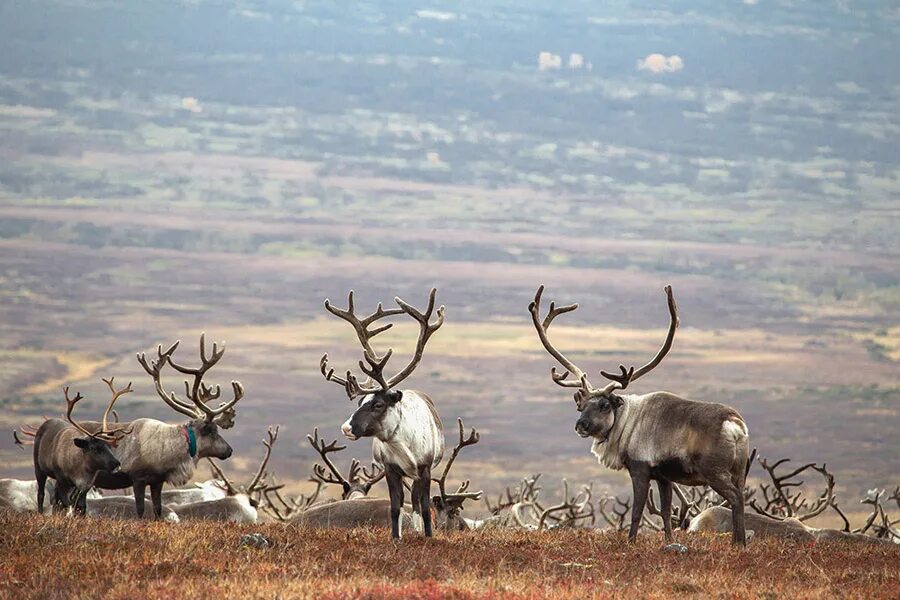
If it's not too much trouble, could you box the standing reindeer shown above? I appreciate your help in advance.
[320,288,445,539]
[85,334,240,519]
[529,285,751,545]
[33,379,132,514]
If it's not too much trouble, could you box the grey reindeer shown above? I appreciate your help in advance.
[529,285,751,545]
[87,334,241,518]
[320,288,445,539]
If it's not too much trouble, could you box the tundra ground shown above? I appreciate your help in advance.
[0,514,897,599]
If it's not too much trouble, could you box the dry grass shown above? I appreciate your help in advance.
[1,514,897,599]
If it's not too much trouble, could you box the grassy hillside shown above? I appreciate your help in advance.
[1,514,898,599]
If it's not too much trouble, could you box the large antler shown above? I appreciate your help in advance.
[207,425,282,502]
[308,427,352,489]
[321,288,445,398]
[63,387,93,438]
[98,377,134,443]
[386,288,445,388]
[433,418,483,504]
[748,455,837,522]
[529,285,678,409]
[138,334,243,427]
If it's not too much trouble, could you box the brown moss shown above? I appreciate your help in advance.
[0,514,898,599]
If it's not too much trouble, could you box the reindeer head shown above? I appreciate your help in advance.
[138,333,243,459]
[320,288,445,442]
[529,285,679,443]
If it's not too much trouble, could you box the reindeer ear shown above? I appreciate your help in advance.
[388,390,402,404]
[73,438,89,449]
[431,495,444,509]
[574,391,588,412]
[609,394,624,409]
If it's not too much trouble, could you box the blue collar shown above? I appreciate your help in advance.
[183,426,197,458]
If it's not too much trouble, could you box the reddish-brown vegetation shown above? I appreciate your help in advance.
[0,514,897,599]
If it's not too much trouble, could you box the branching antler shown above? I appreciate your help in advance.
[433,418,483,504]
[138,334,243,427]
[535,479,594,531]
[308,427,350,487]
[529,285,678,410]
[207,425,282,505]
[321,288,445,399]
[63,381,133,446]
[260,477,324,522]
[748,455,837,522]
[598,494,632,531]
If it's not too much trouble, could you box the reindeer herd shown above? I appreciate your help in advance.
[2,286,898,548]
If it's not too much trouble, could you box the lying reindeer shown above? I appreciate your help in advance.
[529,285,751,545]
[172,425,283,523]
[320,288,445,539]
[33,380,132,514]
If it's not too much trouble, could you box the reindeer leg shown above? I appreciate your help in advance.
[420,465,433,538]
[149,482,164,519]
[710,478,746,547]
[133,481,147,518]
[657,480,674,543]
[36,471,47,514]
[628,463,651,542]
[385,464,405,540]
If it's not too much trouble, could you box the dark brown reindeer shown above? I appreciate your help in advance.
[320,288,445,539]
[33,379,133,514]
[529,285,751,545]
[307,427,385,500]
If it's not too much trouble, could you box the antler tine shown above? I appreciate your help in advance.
[63,387,94,438]
[361,462,385,486]
[358,348,393,392]
[320,354,367,399]
[98,377,134,443]
[433,417,481,499]
[307,427,350,489]
[386,287,446,389]
[206,458,240,497]
[598,284,679,395]
[529,286,598,404]
[246,425,279,494]
[346,458,362,484]
[13,430,32,448]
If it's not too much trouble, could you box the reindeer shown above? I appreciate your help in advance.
[529,285,751,545]
[307,427,385,500]
[85,496,181,523]
[690,456,898,545]
[32,379,133,514]
[170,426,281,523]
[320,288,445,539]
[85,334,241,519]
